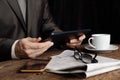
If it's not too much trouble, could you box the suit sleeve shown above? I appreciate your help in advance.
[0,39,15,61]
[42,0,62,32]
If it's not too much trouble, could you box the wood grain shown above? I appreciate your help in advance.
[0,44,120,80]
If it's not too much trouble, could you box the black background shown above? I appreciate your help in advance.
[48,0,120,43]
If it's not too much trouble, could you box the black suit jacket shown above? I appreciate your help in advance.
[0,0,61,61]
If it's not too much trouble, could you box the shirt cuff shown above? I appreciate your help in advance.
[11,40,20,59]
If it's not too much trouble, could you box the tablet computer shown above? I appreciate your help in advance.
[50,29,91,45]
[51,29,91,36]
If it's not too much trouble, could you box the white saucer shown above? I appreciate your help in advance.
[85,44,119,52]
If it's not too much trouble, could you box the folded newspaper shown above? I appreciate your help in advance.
[45,50,120,78]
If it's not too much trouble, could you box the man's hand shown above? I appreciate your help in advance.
[15,37,54,59]
[66,33,86,48]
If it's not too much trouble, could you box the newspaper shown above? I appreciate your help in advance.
[45,50,120,78]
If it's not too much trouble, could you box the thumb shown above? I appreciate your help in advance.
[79,34,86,41]
[27,37,42,42]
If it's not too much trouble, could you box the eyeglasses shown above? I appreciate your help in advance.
[73,48,98,64]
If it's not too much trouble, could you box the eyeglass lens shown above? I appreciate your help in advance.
[74,49,98,63]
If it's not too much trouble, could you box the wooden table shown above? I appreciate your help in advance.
[0,44,120,80]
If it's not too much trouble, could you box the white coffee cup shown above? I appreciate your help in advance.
[88,34,111,50]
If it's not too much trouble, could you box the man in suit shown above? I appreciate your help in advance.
[0,0,85,61]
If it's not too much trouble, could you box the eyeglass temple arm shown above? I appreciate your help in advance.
[93,53,97,59]
[74,47,81,52]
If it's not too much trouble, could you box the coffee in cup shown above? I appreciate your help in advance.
[88,34,111,50]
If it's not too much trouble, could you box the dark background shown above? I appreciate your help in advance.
[48,0,120,44]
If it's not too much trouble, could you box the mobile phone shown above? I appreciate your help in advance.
[19,59,50,73]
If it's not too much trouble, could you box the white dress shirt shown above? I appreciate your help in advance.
[17,0,26,21]
[11,40,19,59]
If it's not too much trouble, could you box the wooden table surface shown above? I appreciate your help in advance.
[0,44,120,80]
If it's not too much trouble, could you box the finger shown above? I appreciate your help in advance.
[22,40,53,49]
[66,43,76,48]
[29,41,53,49]
[25,42,54,59]
[69,39,78,44]
[24,49,43,59]
[67,39,83,48]
[25,41,54,54]
[79,34,86,41]
[27,37,42,42]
